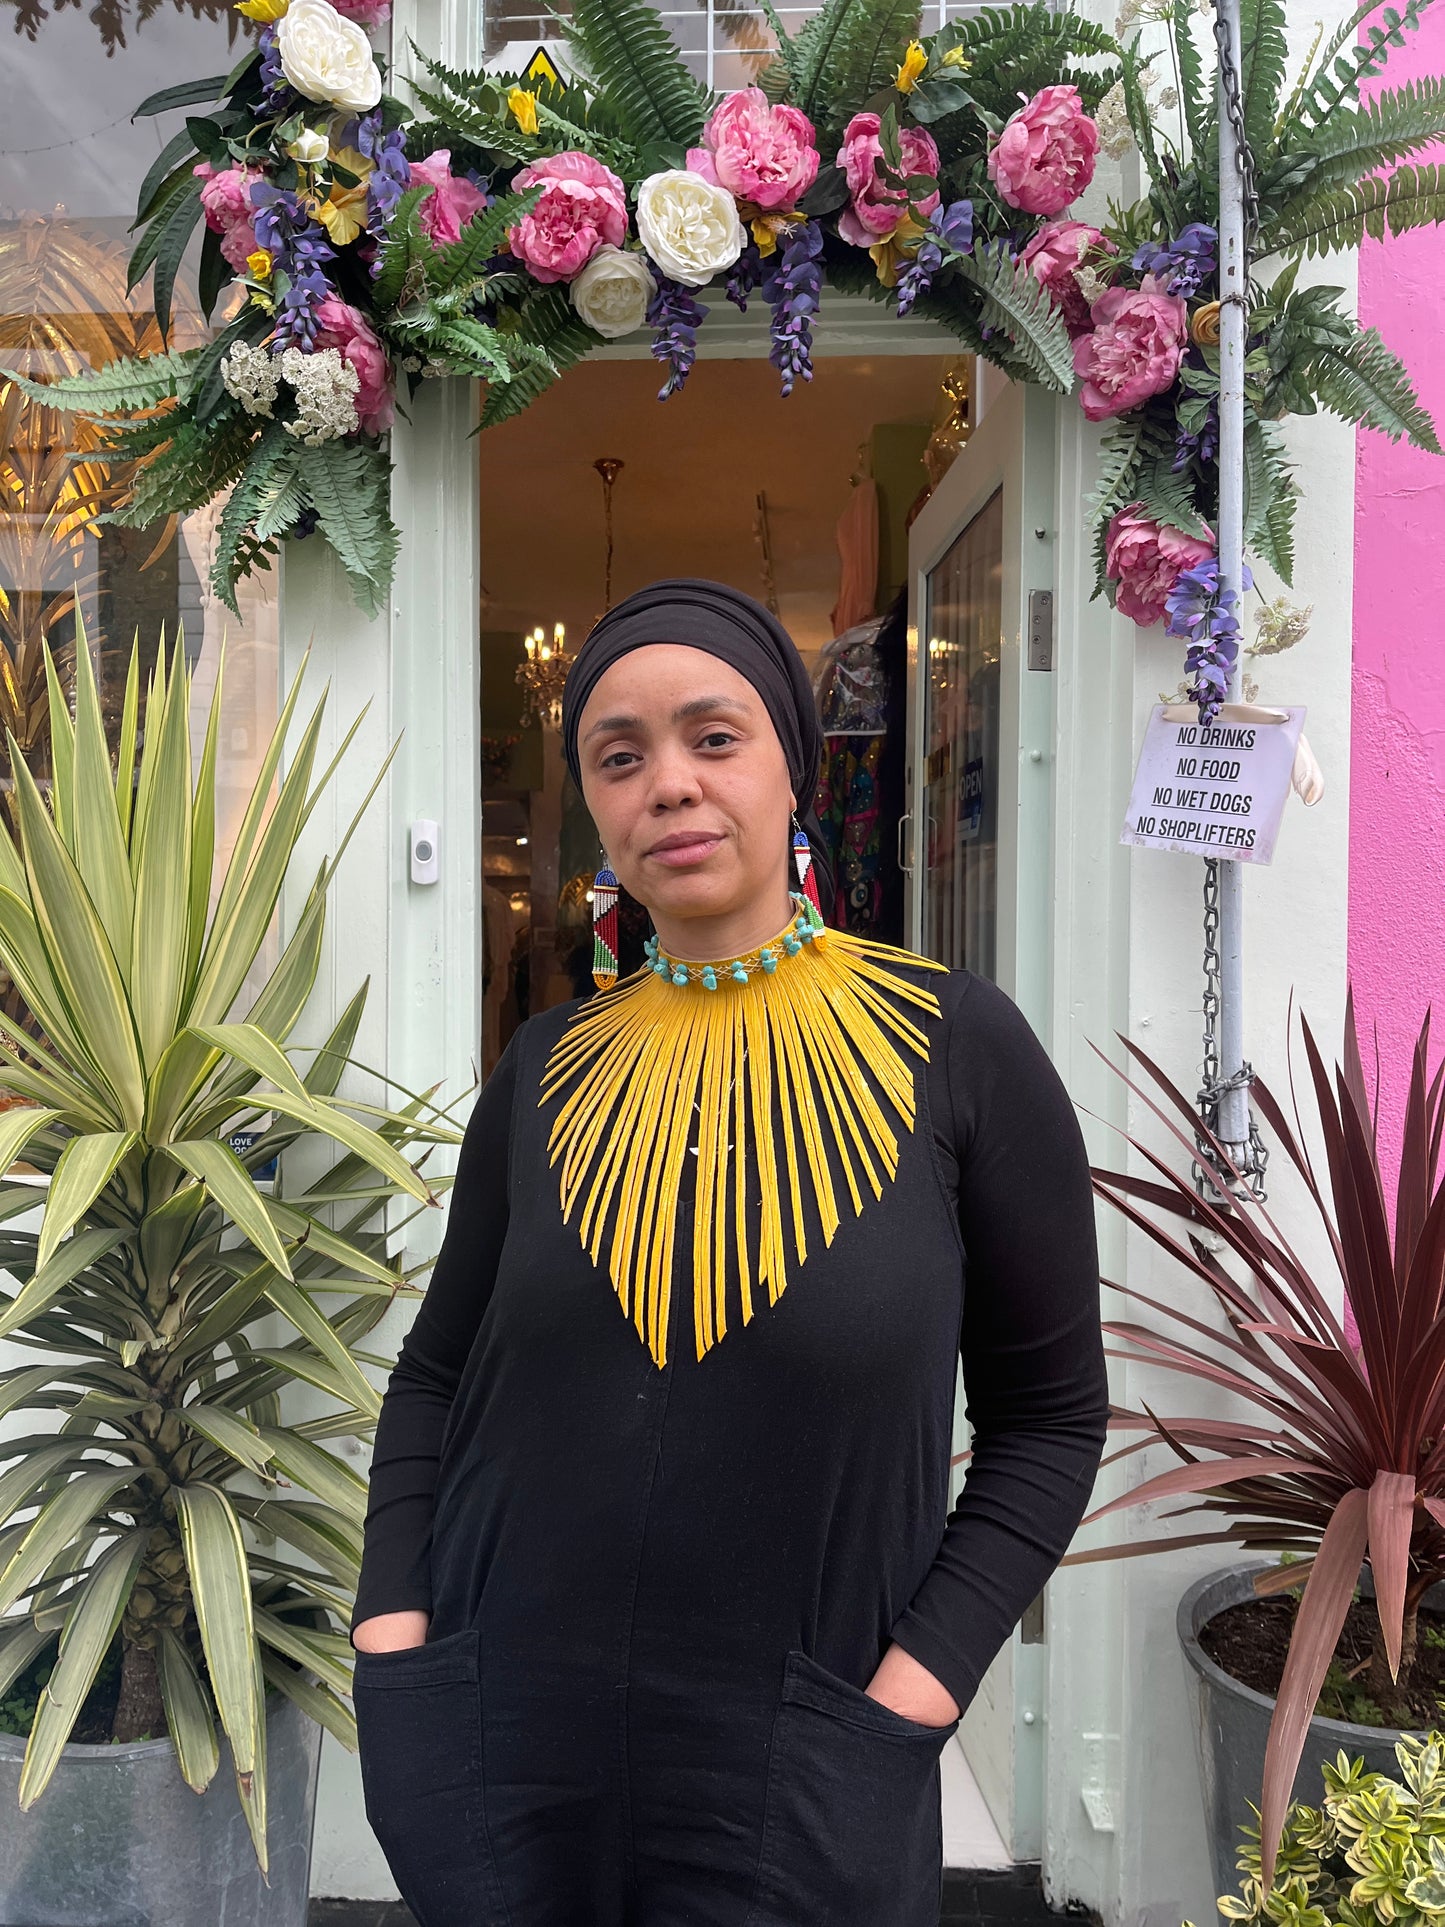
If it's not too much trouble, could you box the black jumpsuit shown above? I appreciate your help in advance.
[349,965,1109,1927]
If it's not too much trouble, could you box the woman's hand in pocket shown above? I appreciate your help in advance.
[864,1642,960,1728]
[351,1609,430,1654]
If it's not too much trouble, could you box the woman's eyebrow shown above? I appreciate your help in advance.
[672,695,752,722]
[582,712,642,744]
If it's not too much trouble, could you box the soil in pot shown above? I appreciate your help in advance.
[1201,1592,1445,1728]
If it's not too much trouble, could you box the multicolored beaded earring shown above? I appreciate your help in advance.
[591,863,619,991]
[791,814,825,923]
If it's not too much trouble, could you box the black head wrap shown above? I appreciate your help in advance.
[561,578,823,812]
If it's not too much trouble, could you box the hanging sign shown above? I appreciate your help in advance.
[1120,705,1307,864]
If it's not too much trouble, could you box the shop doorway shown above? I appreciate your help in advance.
[475,343,968,1076]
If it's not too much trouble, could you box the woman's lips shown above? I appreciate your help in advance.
[646,833,723,868]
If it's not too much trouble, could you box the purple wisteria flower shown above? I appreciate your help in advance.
[254,26,301,121]
[1133,222,1217,299]
[762,218,822,398]
[647,269,708,400]
[345,110,411,259]
[726,240,766,313]
[895,199,973,317]
[1165,554,1254,723]
[251,185,336,349]
[1173,396,1219,471]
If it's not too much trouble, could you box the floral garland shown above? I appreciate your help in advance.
[18,0,1445,720]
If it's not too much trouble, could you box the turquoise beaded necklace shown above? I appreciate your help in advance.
[641,891,827,990]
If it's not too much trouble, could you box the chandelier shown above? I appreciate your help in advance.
[514,456,625,730]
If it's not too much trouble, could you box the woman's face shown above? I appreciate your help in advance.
[576,644,795,932]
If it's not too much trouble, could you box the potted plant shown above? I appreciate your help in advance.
[0,635,459,1926]
[1198,1728,1445,1927]
[1071,998,1445,1896]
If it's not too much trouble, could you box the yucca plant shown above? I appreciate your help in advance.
[0,631,461,1869]
[1072,997,1445,1890]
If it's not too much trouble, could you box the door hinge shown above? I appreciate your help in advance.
[1079,1731,1120,1833]
[1027,589,1054,672]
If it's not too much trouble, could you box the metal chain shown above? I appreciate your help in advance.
[1213,4,1260,243]
[1195,862,1270,1203]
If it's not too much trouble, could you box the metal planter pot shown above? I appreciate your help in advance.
[0,1688,322,1927]
[1178,1564,1432,1902]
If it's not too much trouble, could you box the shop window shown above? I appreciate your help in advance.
[481,0,984,91]
[1,8,279,1021]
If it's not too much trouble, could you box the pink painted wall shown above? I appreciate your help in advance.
[1349,3,1445,1160]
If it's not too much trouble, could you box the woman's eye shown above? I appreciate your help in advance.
[599,749,639,771]
[699,731,738,750]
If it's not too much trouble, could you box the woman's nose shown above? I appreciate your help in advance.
[646,746,703,810]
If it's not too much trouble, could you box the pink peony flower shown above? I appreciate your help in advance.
[507,149,630,284]
[987,85,1099,217]
[1018,219,1113,337]
[314,294,394,435]
[1073,274,1188,420]
[408,149,488,247]
[328,0,390,23]
[1105,506,1214,627]
[219,219,260,273]
[686,88,819,212]
[834,112,940,247]
[194,162,261,236]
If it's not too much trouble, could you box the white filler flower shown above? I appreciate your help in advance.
[569,245,655,338]
[279,346,360,444]
[276,0,382,114]
[635,169,745,288]
[221,341,281,417]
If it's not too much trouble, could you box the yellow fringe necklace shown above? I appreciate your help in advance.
[539,896,946,1369]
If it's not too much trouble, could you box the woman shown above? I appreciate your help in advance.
[349,579,1109,1927]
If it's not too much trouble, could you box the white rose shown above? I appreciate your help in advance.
[286,126,330,164]
[276,0,381,113]
[635,169,745,288]
[569,245,654,339]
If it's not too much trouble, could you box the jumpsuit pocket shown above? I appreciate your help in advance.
[352,1627,509,1927]
[744,1648,958,1927]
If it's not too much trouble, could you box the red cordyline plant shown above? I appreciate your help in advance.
[1066,994,1445,1890]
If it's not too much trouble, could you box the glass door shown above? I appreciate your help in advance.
[903,377,1058,1862]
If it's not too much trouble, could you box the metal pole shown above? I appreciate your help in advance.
[1213,0,1250,1157]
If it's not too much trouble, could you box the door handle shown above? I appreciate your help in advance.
[897,811,913,874]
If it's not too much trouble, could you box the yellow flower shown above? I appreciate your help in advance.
[749,209,804,257]
[868,211,927,287]
[329,144,374,186]
[1191,300,1222,346]
[246,248,274,281]
[508,87,540,136]
[939,46,971,70]
[314,180,369,246]
[235,0,288,19]
[895,40,928,92]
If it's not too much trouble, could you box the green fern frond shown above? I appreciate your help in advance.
[778,0,861,122]
[1237,0,1290,155]
[1292,0,1434,131]
[1290,76,1445,195]
[1120,44,1178,228]
[1259,492,1297,583]
[1086,415,1149,528]
[480,288,594,428]
[425,189,544,305]
[1242,417,1296,583]
[300,439,398,616]
[209,424,292,613]
[1172,0,1209,150]
[8,349,201,417]
[108,415,257,527]
[431,318,518,382]
[952,241,1075,391]
[565,0,709,149]
[1306,325,1441,450]
[930,5,1119,121]
[821,0,923,142]
[372,187,430,315]
[1260,162,1445,258]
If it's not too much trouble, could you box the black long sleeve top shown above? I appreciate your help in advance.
[351,965,1108,1723]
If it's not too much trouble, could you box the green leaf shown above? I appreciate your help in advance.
[260,1650,356,1750]
[298,439,397,616]
[253,1607,354,1697]
[258,1271,381,1420]
[565,0,709,149]
[38,1135,136,1272]
[180,1402,276,1477]
[0,1107,60,1185]
[0,1471,135,1618]
[129,643,194,1072]
[1309,325,1442,449]
[156,1627,221,1793]
[0,1622,53,1699]
[952,241,1076,391]
[255,1426,367,1522]
[7,349,200,418]
[142,181,205,346]
[187,1025,311,1108]
[425,187,543,303]
[262,1090,431,1203]
[370,185,429,314]
[1239,0,1290,155]
[133,74,229,119]
[19,1532,146,1806]
[1261,161,1445,260]
[168,1139,293,1279]
[0,1227,128,1344]
[241,1497,362,1579]
[173,1485,261,1790]
[135,129,203,229]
